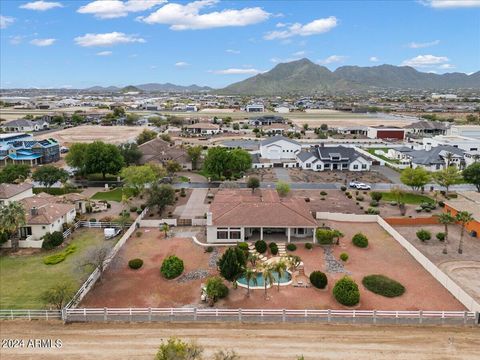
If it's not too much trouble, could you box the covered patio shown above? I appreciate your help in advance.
[245,227,315,243]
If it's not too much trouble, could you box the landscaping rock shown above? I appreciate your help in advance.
[176,269,210,283]
[323,246,351,275]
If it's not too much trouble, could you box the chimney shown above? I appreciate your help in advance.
[31,207,38,216]
[206,212,213,226]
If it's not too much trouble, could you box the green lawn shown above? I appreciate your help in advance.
[0,229,107,309]
[380,192,434,204]
[91,188,123,202]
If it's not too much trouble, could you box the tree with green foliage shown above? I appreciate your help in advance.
[275,181,291,197]
[124,113,139,125]
[118,142,142,165]
[186,145,202,170]
[243,267,257,297]
[433,166,462,194]
[390,186,406,216]
[39,281,75,309]
[71,113,84,125]
[136,129,157,145]
[166,160,182,176]
[0,164,31,183]
[217,247,247,284]
[113,107,125,118]
[160,223,169,238]
[205,276,229,306]
[0,201,26,247]
[247,176,260,193]
[85,141,124,180]
[400,167,430,191]
[65,143,89,176]
[120,165,157,197]
[437,212,455,254]
[463,162,480,192]
[146,184,175,214]
[203,147,252,180]
[261,264,275,298]
[456,211,474,254]
[272,259,287,292]
[160,255,184,279]
[333,276,360,306]
[155,337,203,360]
[32,165,69,188]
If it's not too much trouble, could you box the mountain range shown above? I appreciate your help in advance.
[84,83,212,93]
[219,58,480,95]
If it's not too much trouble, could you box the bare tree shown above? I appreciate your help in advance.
[79,244,112,282]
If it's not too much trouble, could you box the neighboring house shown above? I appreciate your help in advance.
[367,126,405,140]
[448,125,480,140]
[185,104,198,112]
[335,126,368,136]
[259,136,301,161]
[138,137,192,170]
[394,145,466,171]
[206,189,317,243]
[0,136,60,167]
[297,145,371,172]
[274,106,290,114]
[443,191,480,238]
[245,104,265,112]
[249,115,285,126]
[423,135,479,152]
[183,123,221,136]
[404,121,448,137]
[0,183,34,205]
[1,119,49,132]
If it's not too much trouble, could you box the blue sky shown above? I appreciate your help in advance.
[1,0,479,88]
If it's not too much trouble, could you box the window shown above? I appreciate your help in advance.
[297,228,305,235]
[217,229,228,240]
[353,165,358,169]
[362,164,367,169]
[324,163,330,168]
[306,163,311,168]
[316,164,321,169]
[230,230,241,240]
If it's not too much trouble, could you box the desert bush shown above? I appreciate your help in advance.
[130,206,137,212]
[180,188,186,197]
[305,242,313,250]
[356,195,364,201]
[352,233,368,248]
[237,242,249,251]
[205,246,214,253]
[416,229,431,242]
[89,218,97,222]
[140,204,147,210]
[367,207,380,215]
[333,276,360,306]
[136,231,142,237]
[269,242,279,255]
[340,186,347,191]
[362,274,405,297]
[320,191,327,196]
[369,200,379,207]
[255,240,267,253]
[436,232,446,241]
[160,255,184,279]
[415,207,423,213]
[286,243,297,251]
[340,252,349,262]
[370,192,383,202]
[41,231,64,250]
[309,271,328,289]
[128,258,144,270]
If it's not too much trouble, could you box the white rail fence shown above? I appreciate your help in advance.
[0,310,62,320]
[64,208,148,309]
[63,308,479,325]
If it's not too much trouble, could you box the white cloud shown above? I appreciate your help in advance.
[10,35,25,45]
[226,49,240,54]
[20,1,63,11]
[0,15,15,29]
[96,51,113,56]
[140,0,270,30]
[407,39,440,48]
[30,38,56,46]
[74,32,145,47]
[369,56,379,62]
[175,61,190,67]
[78,0,166,19]
[438,63,455,69]
[292,50,306,57]
[210,68,263,75]
[276,22,287,28]
[318,55,347,64]
[401,54,449,67]
[420,0,480,8]
[264,16,337,40]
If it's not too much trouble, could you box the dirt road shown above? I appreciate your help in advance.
[1,321,479,359]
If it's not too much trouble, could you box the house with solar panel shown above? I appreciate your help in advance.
[0,133,60,167]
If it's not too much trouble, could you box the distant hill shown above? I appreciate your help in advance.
[121,85,142,93]
[220,58,480,95]
[84,83,211,93]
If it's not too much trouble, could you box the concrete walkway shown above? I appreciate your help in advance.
[176,188,209,219]
[274,167,292,182]
[372,165,401,184]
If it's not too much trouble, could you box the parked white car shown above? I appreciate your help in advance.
[349,181,361,188]
[355,183,371,190]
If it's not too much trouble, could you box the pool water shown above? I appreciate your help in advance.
[237,271,292,287]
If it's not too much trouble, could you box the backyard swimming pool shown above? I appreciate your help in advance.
[237,271,292,288]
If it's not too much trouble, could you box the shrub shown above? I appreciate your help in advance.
[390,201,397,206]
[416,229,431,242]
[340,186,346,191]
[130,206,137,212]
[180,188,186,197]
[43,244,77,265]
[356,195,364,201]
[352,233,368,248]
[136,209,142,214]
[436,232,446,241]
[340,252,349,262]
[205,246,214,253]
[255,240,267,253]
[369,200,379,207]
[140,204,147,210]
[367,207,380,215]
[347,195,353,199]
[333,276,360,306]
[438,201,445,208]
[269,242,279,255]
[305,242,313,250]
[237,242,249,251]
[89,218,97,222]
[128,258,144,270]
[136,231,142,237]
[320,197,325,200]
[309,271,328,289]
[415,207,422,213]
[320,191,327,196]
[316,228,335,245]
[160,255,184,279]
[205,276,229,303]
[362,274,405,298]
[370,192,383,202]
[41,231,64,250]
[286,243,297,251]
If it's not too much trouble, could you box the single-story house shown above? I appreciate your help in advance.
[245,104,265,112]
[1,119,49,132]
[296,145,371,171]
[206,189,317,243]
[183,123,221,136]
[259,136,301,161]
[444,191,480,237]
[0,182,34,206]
[404,121,448,137]
[138,137,192,170]
[393,145,466,171]
[249,115,285,126]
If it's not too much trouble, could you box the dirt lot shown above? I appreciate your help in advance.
[245,168,277,182]
[292,189,364,214]
[38,125,149,145]
[1,321,478,360]
[288,169,392,184]
[82,222,464,311]
[394,224,480,303]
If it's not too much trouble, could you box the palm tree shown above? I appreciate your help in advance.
[437,213,455,254]
[261,264,275,298]
[248,253,259,267]
[455,211,474,254]
[444,152,454,168]
[0,201,26,250]
[243,267,257,297]
[160,223,169,238]
[272,260,287,292]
